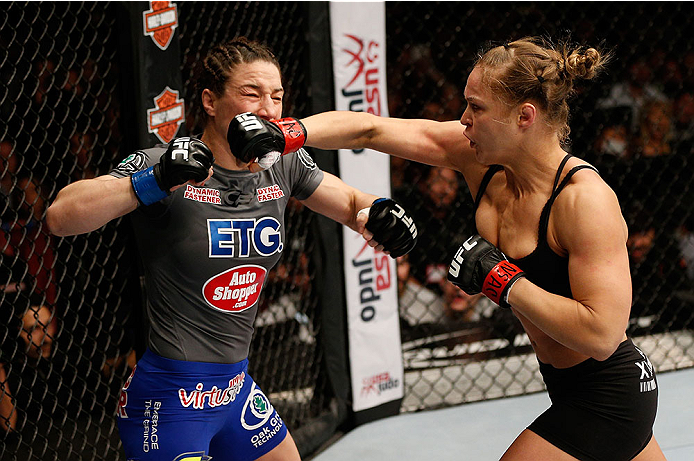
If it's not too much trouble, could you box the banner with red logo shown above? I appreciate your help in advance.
[330,2,404,413]
[124,2,185,149]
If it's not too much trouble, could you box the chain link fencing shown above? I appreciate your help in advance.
[386,2,694,411]
[1,1,693,460]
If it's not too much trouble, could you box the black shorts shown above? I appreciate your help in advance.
[528,338,658,461]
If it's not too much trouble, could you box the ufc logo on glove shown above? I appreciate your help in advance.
[237,112,264,131]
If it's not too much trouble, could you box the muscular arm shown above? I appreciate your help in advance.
[300,172,377,234]
[301,111,484,183]
[507,175,631,360]
[46,175,139,236]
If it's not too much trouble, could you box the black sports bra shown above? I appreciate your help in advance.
[473,154,599,298]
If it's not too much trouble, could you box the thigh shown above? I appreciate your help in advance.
[118,412,212,461]
[208,380,290,461]
[256,431,300,461]
[501,429,579,461]
[116,364,223,460]
[632,436,667,461]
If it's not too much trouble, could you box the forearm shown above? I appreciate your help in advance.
[301,172,377,233]
[301,111,465,169]
[46,176,139,236]
[508,278,627,360]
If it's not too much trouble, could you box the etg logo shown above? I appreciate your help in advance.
[207,218,283,258]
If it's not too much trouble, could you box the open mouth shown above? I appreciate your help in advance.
[464,134,476,149]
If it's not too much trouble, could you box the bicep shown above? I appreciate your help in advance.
[561,184,631,325]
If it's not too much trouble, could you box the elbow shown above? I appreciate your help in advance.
[590,334,625,361]
[45,203,68,237]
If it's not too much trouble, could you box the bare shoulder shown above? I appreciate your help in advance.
[551,164,628,252]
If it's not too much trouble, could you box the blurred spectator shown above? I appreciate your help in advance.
[1,141,20,224]
[626,205,690,333]
[0,291,57,435]
[388,43,461,120]
[3,177,57,307]
[598,59,667,132]
[398,167,479,326]
[440,280,484,323]
[593,123,629,158]
[1,173,58,432]
[630,99,674,158]
[672,92,694,149]
[676,217,694,284]
[396,166,470,293]
[0,360,16,433]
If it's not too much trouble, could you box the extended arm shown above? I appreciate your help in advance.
[300,172,377,233]
[301,172,417,258]
[228,111,487,191]
[301,111,475,173]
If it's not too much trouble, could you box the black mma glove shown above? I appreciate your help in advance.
[131,136,214,206]
[227,112,306,165]
[364,198,418,258]
[447,234,525,308]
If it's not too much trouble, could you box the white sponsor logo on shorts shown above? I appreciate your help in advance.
[240,382,274,430]
[142,400,161,452]
[178,372,245,409]
[634,345,657,393]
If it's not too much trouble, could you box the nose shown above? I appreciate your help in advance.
[256,95,277,120]
[460,107,471,128]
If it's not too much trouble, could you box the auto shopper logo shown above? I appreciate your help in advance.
[142,1,178,50]
[202,265,267,313]
[340,34,383,117]
[147,86,184,144]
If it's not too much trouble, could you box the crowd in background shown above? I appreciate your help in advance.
[386,41,694,342]
[1,2,694,450]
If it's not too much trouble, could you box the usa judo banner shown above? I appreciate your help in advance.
[330,1,404,416]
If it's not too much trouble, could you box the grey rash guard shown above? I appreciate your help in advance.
[110,147,323,363]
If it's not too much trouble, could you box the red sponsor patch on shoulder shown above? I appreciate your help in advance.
[202,265,267,312]
[257,184,285,203]
[184,184,221,204]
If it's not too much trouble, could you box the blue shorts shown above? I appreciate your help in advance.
[117,349,288,461]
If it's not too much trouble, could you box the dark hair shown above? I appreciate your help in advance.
[193,37,281,126]
[476,36,611,144]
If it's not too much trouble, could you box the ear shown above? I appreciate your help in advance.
[201,89,216,117]
[517,103,537,128]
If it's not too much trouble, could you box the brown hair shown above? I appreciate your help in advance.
[476,37,611,144]
[193,37,281,125]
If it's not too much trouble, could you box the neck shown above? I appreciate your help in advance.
[201,127,250,171]
[502,137,568,197]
